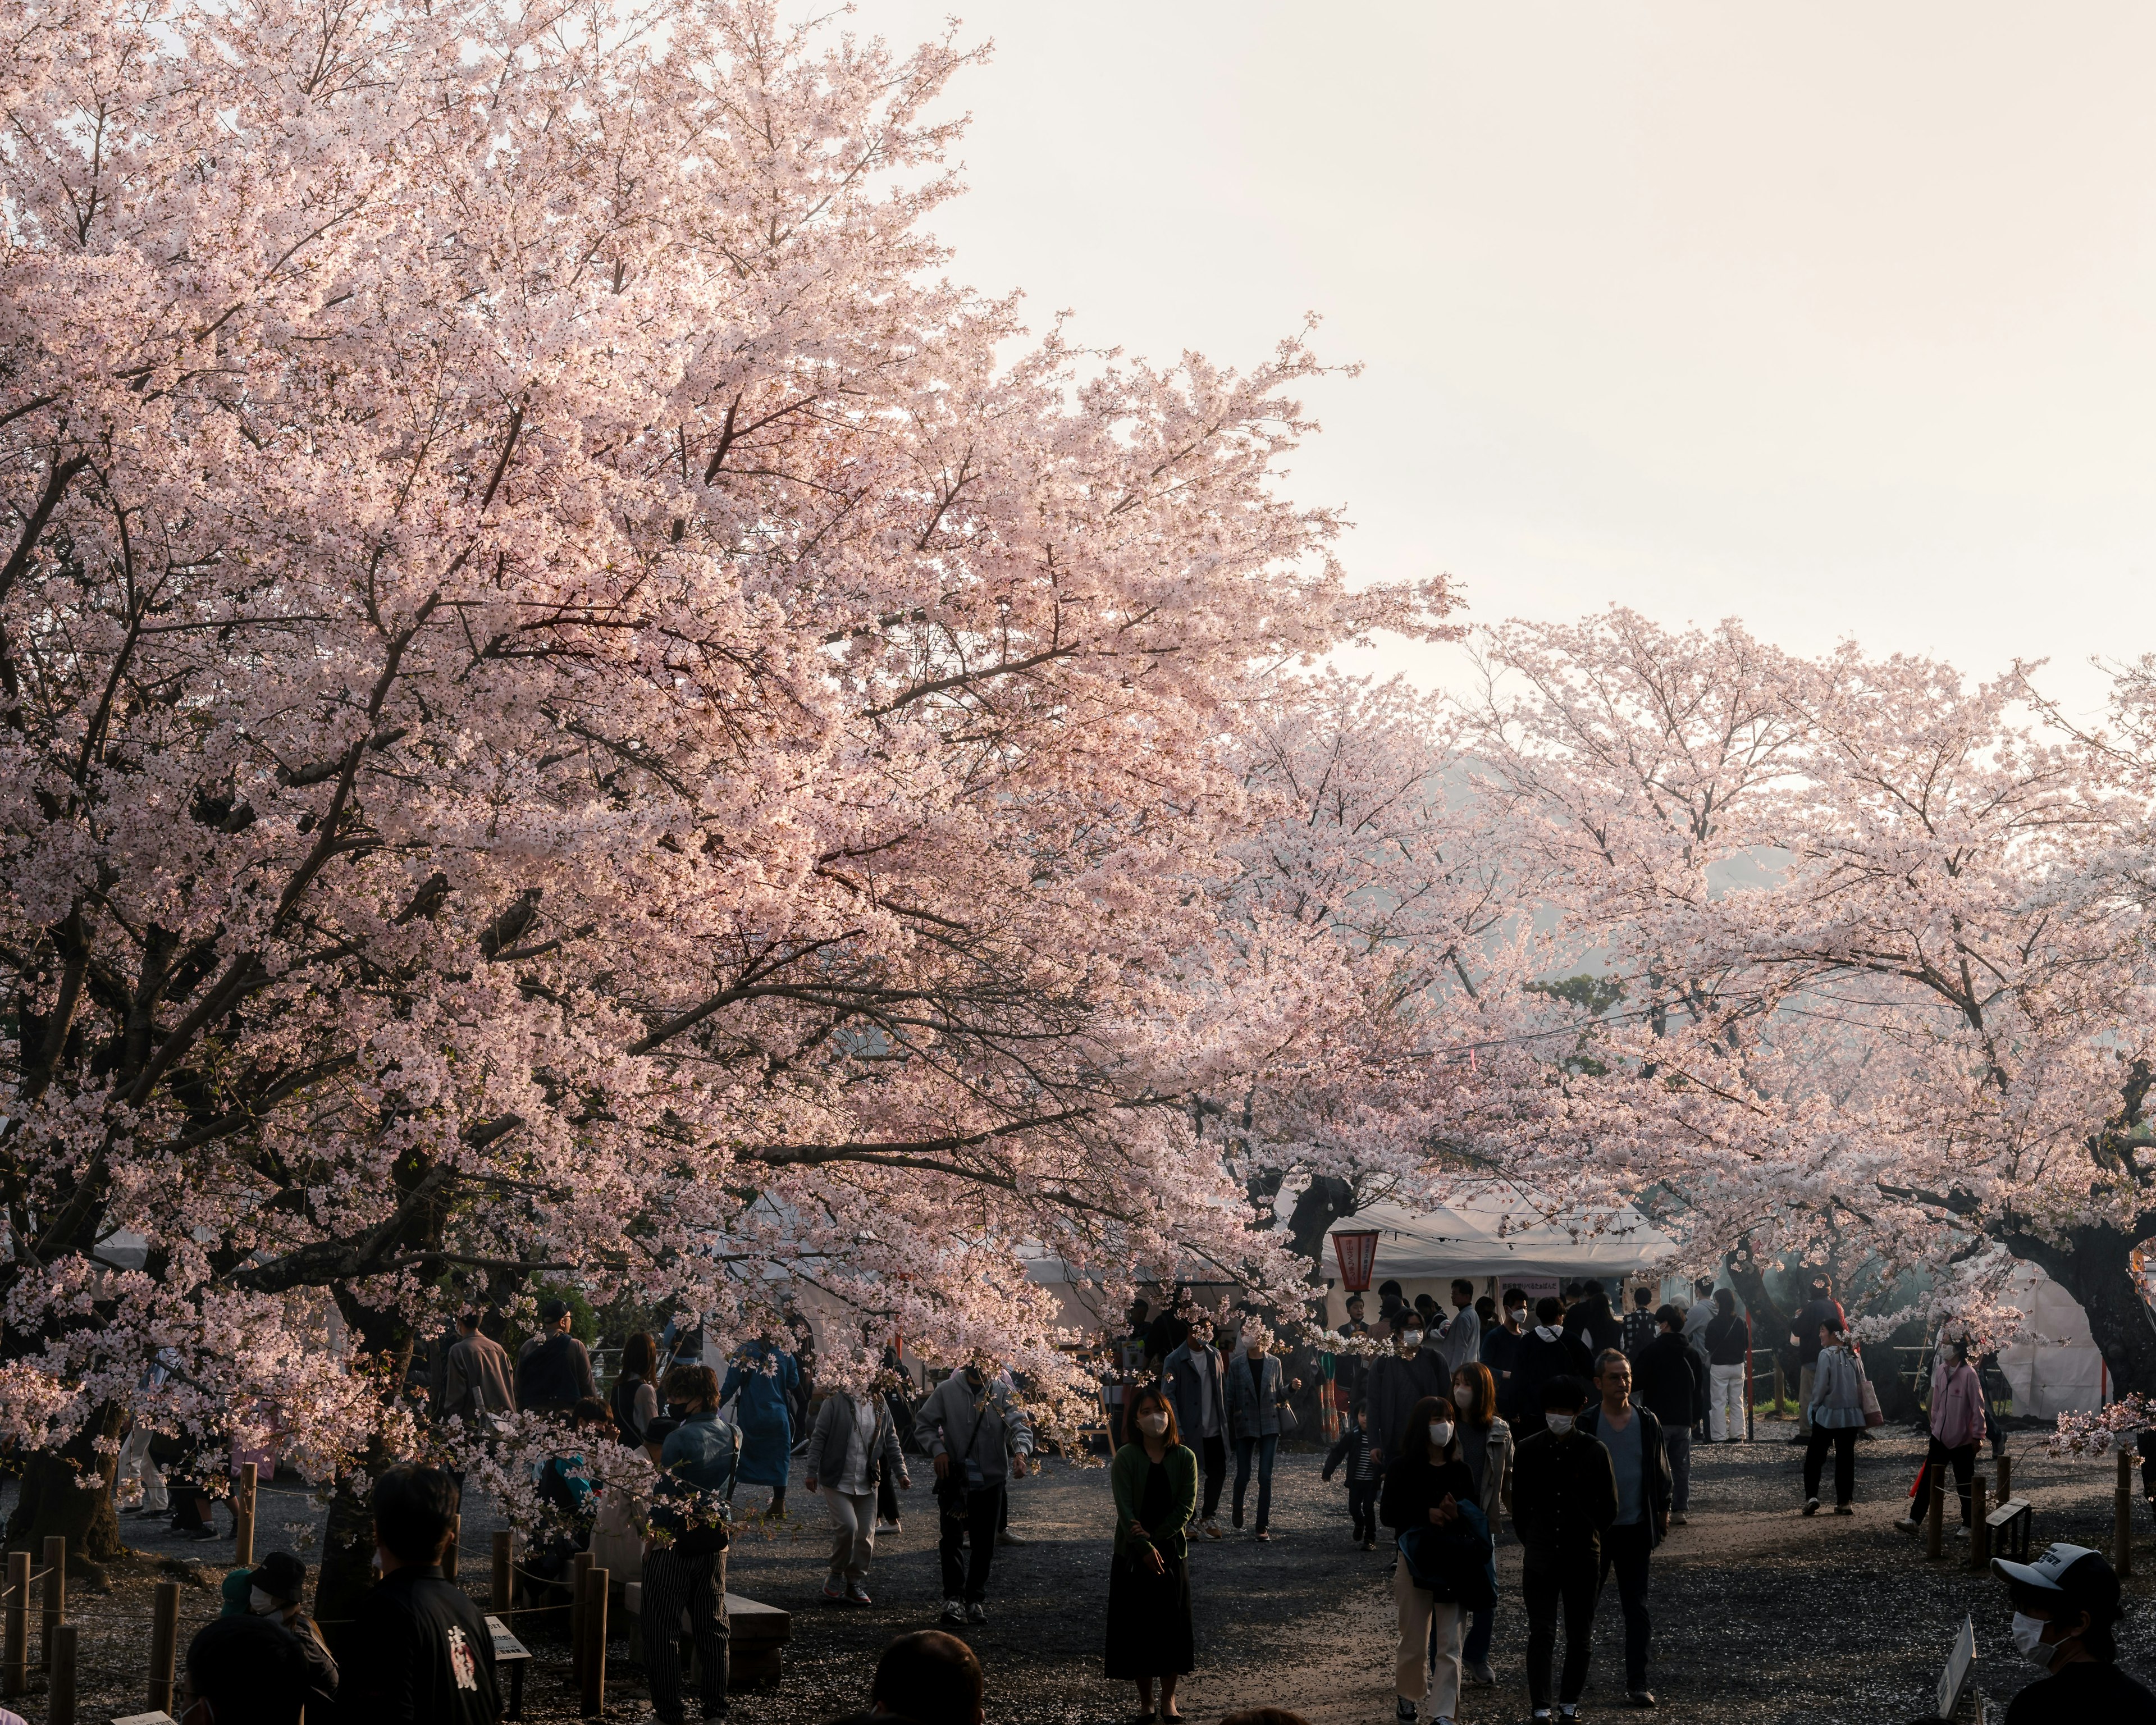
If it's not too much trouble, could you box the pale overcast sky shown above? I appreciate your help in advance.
[861,1,2156,715]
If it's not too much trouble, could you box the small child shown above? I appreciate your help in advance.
[1322,1400,1382,1550]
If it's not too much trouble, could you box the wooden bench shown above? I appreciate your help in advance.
[1987,1497,2033,1562]
[622,1585,792,1688]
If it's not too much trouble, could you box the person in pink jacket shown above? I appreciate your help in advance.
[1897,1338,1988,1540]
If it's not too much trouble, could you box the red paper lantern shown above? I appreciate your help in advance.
[1332,1227,1380,1293]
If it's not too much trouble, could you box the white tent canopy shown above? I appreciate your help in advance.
[1327,1192,1678,1282]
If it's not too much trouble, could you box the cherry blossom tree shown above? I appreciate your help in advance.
[0,0,1452,1586]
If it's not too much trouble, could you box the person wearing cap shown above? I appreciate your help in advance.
[1992,1541,2156,1722]
[241,1551,338,1714]
[516,1297,599,1414]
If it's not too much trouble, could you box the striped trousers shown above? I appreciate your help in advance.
[642,1548,728,1722]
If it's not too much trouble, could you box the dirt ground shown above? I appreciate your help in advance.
[19,1416,2156,1723]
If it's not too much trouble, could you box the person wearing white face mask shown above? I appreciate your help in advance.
[1509,1377,1618,1724]
[1991,1542,2155,1722]
[1107,1387,1198,1723]
[1379,1394,1478,1725]
[236,1550,337,1715]
[1450,1362,1514,1689]
[1369,1312,1449,1473]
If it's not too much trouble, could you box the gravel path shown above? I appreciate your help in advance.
[22,1417,2156,1723]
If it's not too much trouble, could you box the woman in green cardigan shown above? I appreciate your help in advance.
[1108,1384,1198,1721]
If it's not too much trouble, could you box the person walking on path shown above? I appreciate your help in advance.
[1225,1321,1299,1539]
[1435,1280,1482,1378]
[1788,1275,1846,1441]
[914,1355,1033,1626]
[1702,1290,1750,1443]
[1369,1312,1449,1467]
[611,1330,661,1446]
[645,1364,742,1725]
[1323,1401,1383,1550]
[1620,1288,1658,1359]
[1380,1394,1479,1725]
[340,1464,501,1723]
[1897,1336,1986,1539]
[805,1380,912,1605]
[1630,1306,1706,1526]
[1513,1299,1593,1440]
[516,1298,599,1414]
[1106,1386,1198,1723]
[1510,1376,1618,1724]
[1802,1315,1867,1515]
[1482,1289,1531,1423]
[1577,1350,1673,1709]
[721,1334,801,1518]
[1163,1316,1229,1539]
[1451,1362,1514,1691]
[1991,1543,2156,1724]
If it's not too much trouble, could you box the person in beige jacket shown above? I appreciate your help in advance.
[441,1313,515,1427]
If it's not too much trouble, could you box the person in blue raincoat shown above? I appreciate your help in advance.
[721,1335,801,1517]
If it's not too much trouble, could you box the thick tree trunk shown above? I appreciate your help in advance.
[1997,1220,2156,1398]
[6,1402,125,1581]
[1283,1176,1358,1439]
[313,1286,419,1651]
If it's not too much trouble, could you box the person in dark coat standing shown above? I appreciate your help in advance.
[1577,1349,1674,1710]
[1630,1307,1706,1526]
[1788,1274,1847,1440]
[1162,1316,1228,1539]
[1481,1287,1532,1423]
[1510,1375,1618,1723]
[515,1299,597,1415]
[1379,1394,1479,1725]
[340,1464,501,1723]
[1561,1280,1623,1360]
[1513,1298,1593,1440]
[1367,1311,1448,1470]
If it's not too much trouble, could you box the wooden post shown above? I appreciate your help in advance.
[570,1550,593,1686]
[234,1461,257,1567]
[580,1565,609,1716]
[40,1535,63,1671]
[1971,1475,1989,1570]
[1773,1357,1788,1417]
[443,1512,460,1583]
[147,1578,180,1712]
[49,1622,76,1725]
[3,1550,26,1697]
[2118,1448,2135,1577]
[1998,1452,2011,1505]
[492,1529,513,1613]
[1926,1460,1945,1559]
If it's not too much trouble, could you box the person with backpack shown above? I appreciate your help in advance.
[644,1364,741,1725]
[516,1298,598,1414]
[1629,1306,1706,1526]
[1379,1394,1480,1725]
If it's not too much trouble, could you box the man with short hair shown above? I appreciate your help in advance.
[1702,1289,1750,1442]
[1681,1279,1718,1439]
[870,1629,986,1725]
[1514,1298,1593,1439]
[515,1297,597,1414]
[1435,1277,1483,1376]
[1163,1317,1228,1537]
[1620,1286,1659,1358]
[441,1312,514,1429]
[1630,1307,1706,1526]
[1789,1275,1846,1440]
[341,1464,501,1722]
[1577,1349,1673,1710]
[1511,1376,1618,1724]
[913,1356,1032,1626]
[1482,1287,1532,1423]
[645,1363,740,1725]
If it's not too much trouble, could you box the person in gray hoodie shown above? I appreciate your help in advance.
[913,1357,1033,1626]
[1162,1316,1229,1539]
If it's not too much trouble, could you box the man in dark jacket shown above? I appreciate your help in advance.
[1562,1280,1624,1359]
[1577,1349,1675,1709]
[341,1463,500,1723]
[1788,1275,1847,1440]
[515,1298,598,1414]
[1511,1375,1618,1722]
[1514,1298,1594,1440]
[1367,1311,1448,1468]
[1631,1306,1706,1527]
[1482,1286,1532,1422]
[1620,1286,1659,1359]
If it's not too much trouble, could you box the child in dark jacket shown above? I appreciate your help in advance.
[1323,1402,1383,1549]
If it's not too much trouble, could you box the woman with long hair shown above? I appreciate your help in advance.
[1380,1394,1478,1725]
[1450,1361,1514,1690]
[1106,1385,1198,1722]
[613,1331,660,1445]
